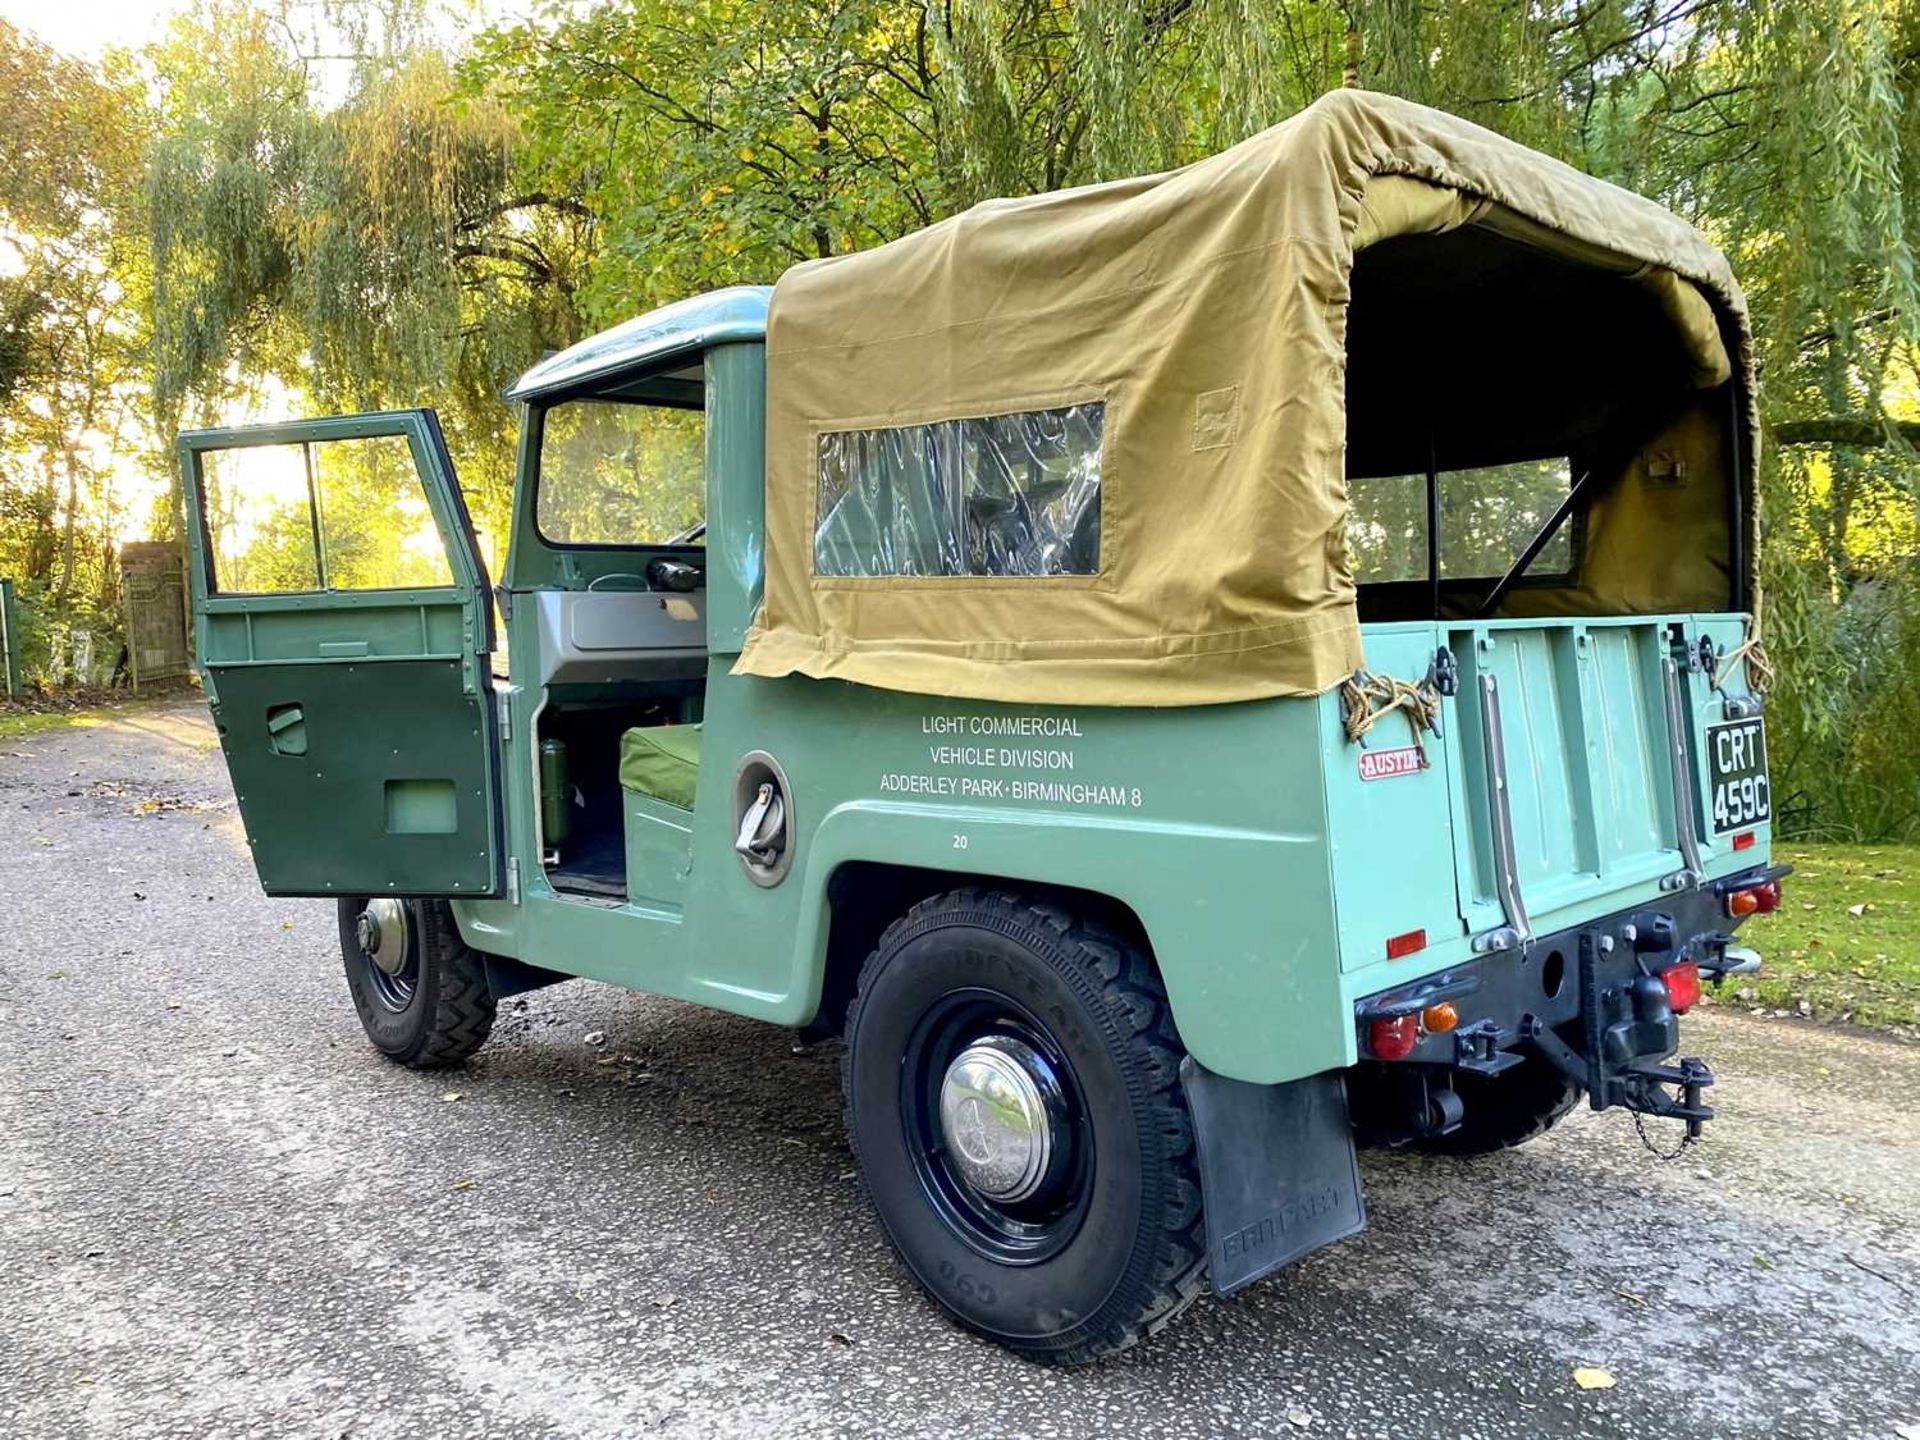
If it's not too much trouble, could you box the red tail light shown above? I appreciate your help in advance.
[1732,830,1756,851]
[1727,880,1781,918]
[1661,960,1702,1014]
[1368,1014,1418,1061]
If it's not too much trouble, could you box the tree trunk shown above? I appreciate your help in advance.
[27,445,58,582]
[1771,416,1920,449]
[57,444,80,608]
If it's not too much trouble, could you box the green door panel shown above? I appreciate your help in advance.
[212,659,495,894]
[177,410,503,898]
[1441,618,1692,938]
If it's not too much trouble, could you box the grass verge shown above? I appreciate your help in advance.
[1729,843,1920,1037]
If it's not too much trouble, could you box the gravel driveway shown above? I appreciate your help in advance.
[2,698,1917,1440]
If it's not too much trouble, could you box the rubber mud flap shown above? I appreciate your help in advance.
[1180,1060,1366,1295]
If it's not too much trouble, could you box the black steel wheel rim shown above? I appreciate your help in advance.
[900,986,1095,1265]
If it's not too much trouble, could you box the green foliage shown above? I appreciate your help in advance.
[146,3,586,557]
[0,19,151,681]
[4,0,1920,837]
[1348,461,1574,585]
[465,0,950,324]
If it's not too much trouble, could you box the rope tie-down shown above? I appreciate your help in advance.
[1339,669,1442,756]
[1713,628,1774,695]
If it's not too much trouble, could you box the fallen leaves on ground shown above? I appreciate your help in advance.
[1573,1367,1617,1390]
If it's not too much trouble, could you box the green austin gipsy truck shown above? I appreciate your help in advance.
[177,92,1785,1363]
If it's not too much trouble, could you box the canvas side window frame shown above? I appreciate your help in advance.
[807,388,1112,589]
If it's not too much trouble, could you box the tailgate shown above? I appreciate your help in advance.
[1447,618,1691,943]
[1328,615,1762,969]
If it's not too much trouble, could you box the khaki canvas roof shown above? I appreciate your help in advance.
[734,89,1757,706]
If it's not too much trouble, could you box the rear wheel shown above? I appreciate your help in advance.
[338,897,496,1068]
[841,889,1206,1365]
[1414,1055,1581,1156]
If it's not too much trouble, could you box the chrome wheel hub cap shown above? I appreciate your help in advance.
[938,1037,1056,1203]
[356,899,410,977]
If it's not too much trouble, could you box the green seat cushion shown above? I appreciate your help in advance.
[618,724,702,809]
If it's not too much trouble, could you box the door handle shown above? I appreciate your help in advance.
[266,703,308,756]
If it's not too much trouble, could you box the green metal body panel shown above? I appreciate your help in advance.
[177,318,1772,1087]
[176,411,503,897]
[457,659,1349,1082]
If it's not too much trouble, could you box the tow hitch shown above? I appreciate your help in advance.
[1521,932,1718,1140]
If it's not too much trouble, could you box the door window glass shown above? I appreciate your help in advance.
[200,435,454,594]
[536,400,706,546]
[814,402,1104,578]
[1347,457,1572,584]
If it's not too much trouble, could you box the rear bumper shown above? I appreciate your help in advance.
[1353,863,1789,1133]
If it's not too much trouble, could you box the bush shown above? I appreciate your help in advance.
[1766,551,1920,842]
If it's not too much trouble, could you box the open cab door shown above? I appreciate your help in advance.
[177,410,503,898]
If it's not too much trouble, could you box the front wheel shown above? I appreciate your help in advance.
[841,889,1207,1365]
[338,897,496,1068]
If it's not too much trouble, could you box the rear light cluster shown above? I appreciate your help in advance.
[1366,1001,1459,1060]
[1660,960,1702,1014]
[1726,880,1780,918]
[1369,1015,1417,1060]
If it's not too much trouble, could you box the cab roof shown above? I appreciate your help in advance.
[505,285,771,403]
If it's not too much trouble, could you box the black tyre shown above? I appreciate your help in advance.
[841,888,1206,1365]
[338,897,496,1068]
[1416,1054,1581,1156]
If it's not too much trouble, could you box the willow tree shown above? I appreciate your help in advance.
[146,2,591,550]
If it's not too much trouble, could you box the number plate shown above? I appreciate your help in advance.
[1706,717,1770,835]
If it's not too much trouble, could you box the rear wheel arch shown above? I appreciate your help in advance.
[805,861,1158,1042]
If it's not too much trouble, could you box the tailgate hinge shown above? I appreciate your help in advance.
[1476,672,1533,945]
[1659,657,1704,890]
